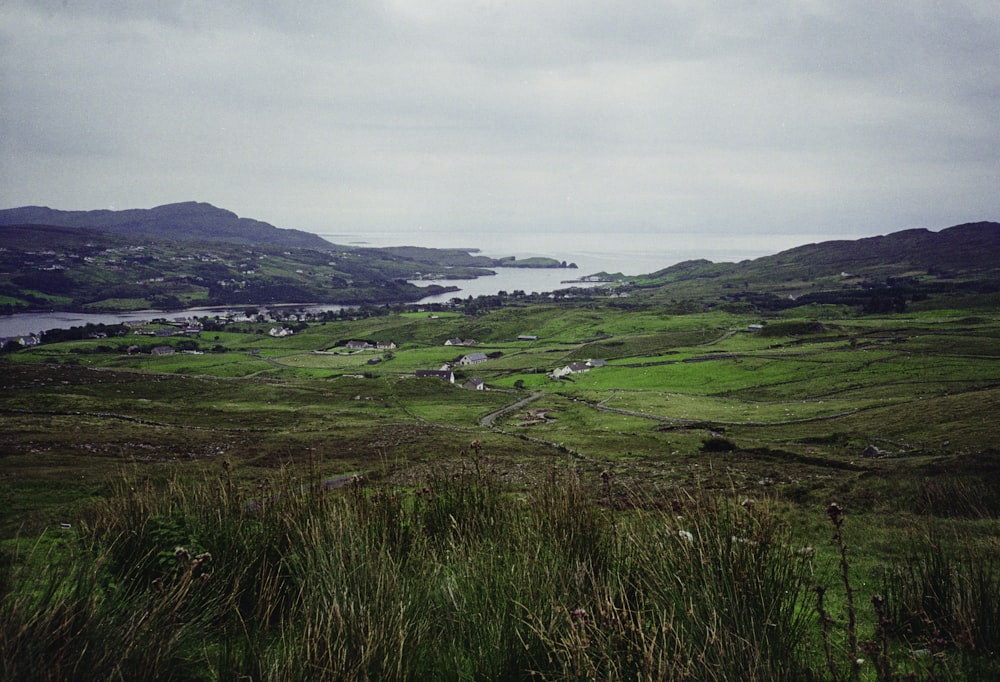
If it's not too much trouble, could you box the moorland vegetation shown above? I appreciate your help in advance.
[2,218,1000,679]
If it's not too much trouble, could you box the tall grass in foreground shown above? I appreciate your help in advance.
[813,503,1000,682]
[880,542,1000,680]
[1,462,997,680]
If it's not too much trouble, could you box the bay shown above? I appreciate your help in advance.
[315,228,817,276]
[408,266,604,304]
[0,268,600,337]
[0,305,353,338]
[0,310,178,338]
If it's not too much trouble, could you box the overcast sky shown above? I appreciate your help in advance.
[2,1,999,261]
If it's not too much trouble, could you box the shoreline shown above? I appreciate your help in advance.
[0,267,602,337]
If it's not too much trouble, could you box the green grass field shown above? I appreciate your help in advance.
[3,298,1000,679]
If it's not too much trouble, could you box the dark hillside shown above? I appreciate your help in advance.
[758,222,1000,274]
[0,201,332,250]
[642,222,1000,286]
[630,221,1000,312]
[0,223,464,313]
[646,259,729,281]
[0,223,127,249]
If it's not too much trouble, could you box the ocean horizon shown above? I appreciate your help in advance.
[314,228,840,277]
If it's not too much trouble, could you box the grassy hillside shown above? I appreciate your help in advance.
[623,221,1000,315]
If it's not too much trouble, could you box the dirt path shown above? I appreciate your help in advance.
[700,329,738,346]
[479,391,544,428]
[478,391,601,462]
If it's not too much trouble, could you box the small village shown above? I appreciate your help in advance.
[332,335,607,391]
[2,307,609,397]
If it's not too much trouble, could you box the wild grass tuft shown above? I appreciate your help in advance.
[3,460,998,680]
[882,541,1000,675]
[813,503,1000,682]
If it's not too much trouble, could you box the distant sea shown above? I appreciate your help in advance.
[315,228,828,276]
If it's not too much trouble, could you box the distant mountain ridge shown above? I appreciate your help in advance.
[0,201,332,250]
[0,202,573,314]
[648,221,1000,281]
[753,222,1000,273]
[634,220,1000,313]
[3,202,997,288]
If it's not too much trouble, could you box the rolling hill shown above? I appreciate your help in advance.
[628,221,1000,312]
[0,201,332,250]
[0,202,570,313]
[646,222,1000,280]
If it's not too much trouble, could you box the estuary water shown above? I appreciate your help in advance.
[0,268,598,337]
[315,227,816,276]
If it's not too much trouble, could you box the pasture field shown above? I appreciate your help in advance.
[6,305,999,463]
[4,301,997,521]
[3,299,1000,679]
[590,390,890,423]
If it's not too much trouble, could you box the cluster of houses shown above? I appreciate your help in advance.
[548,358,606,379]
[394,340,503,390]
[0,335,41,351]
[343,340,397,351]
[1,310,612,388]
[415,369,486,391]
[129,321,203,337]
[335,340,399,366]
[413,347,496,390]
[337,332,608,390]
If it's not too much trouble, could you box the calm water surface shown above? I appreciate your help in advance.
[0,268,603,337]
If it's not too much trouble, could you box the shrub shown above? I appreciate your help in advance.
[702,436,737,452]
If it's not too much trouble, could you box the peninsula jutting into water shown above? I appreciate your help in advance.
[0,202,581,317]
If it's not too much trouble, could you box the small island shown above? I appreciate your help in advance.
[495,256,577,269]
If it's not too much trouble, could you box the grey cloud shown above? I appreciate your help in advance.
[1,0,998,252]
